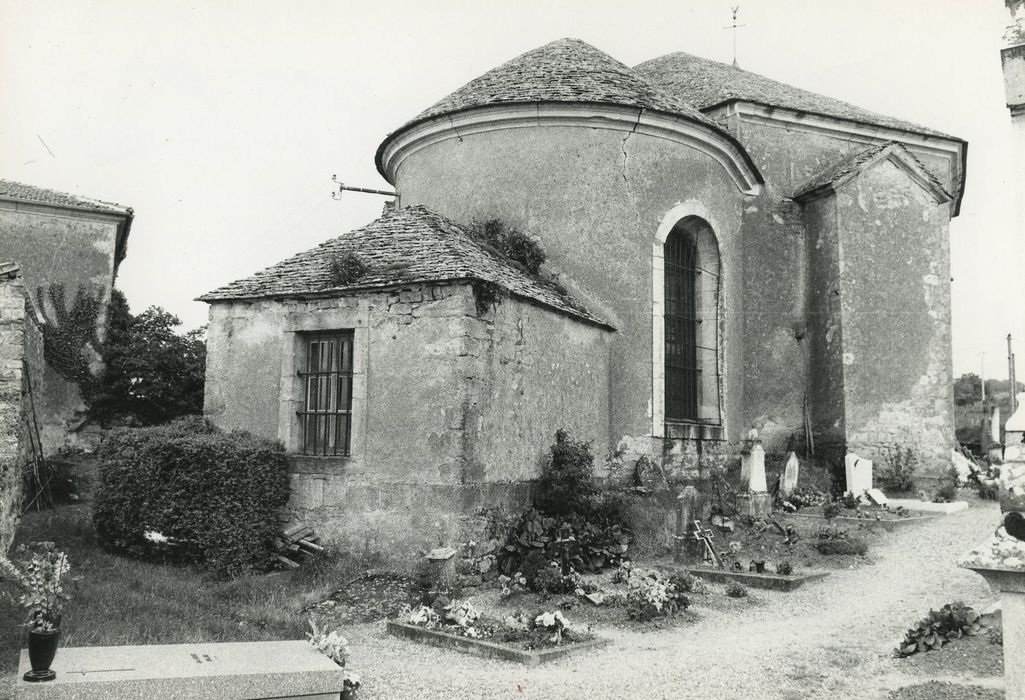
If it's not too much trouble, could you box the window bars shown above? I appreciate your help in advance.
[297,332,354,456]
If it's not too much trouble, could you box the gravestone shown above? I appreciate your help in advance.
[675,486,704,564]
[14,640,346,699]
[866,488,888,506]
[740,429,760,484]
[742,443,771,518]
[1001,393,1025,513]
[844,453,873,497]
[780,452,800,498]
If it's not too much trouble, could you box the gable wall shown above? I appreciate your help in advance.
[0,201,123,452]
[833,161,954,481]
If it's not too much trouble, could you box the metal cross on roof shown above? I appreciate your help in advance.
[723,6,745,69]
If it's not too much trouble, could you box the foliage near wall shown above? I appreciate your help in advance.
[93,417,290,577]
[86,290,205,426]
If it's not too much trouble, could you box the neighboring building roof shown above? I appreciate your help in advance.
[409,38,718,130]
[634,52,956,140]
[198,205,611,328]
[794,141,953,203]
[0,179,133,216]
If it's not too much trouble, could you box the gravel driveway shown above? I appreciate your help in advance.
[346,499,1003,699]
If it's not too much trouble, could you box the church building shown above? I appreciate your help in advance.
[201,39,966,548]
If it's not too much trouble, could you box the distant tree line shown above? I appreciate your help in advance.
[953,373,1024,406]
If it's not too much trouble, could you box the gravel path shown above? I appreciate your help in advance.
[347,500,1003,699]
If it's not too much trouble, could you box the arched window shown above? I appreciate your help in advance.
[663,217,720,424]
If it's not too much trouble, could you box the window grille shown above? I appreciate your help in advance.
[297,332,353,456]
[664,229,700,421]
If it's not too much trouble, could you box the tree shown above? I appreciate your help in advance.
[85,290,206,426]
[953,373,982,406]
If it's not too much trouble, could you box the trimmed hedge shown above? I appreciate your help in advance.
[93,417,291,577]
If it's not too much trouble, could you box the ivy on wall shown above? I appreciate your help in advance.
[35,283,102,389]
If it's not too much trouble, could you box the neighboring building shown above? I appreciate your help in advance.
[202,39,966,548]
[0,180,133,452]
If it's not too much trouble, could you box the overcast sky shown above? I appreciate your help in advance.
[1,0,1021,381]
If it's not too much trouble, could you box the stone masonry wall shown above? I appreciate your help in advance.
[0,265,43,556]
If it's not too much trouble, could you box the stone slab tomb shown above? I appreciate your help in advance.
[15,640,346,700]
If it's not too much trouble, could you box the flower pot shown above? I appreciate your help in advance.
[753,561,766,574]
[341,687,359,700]
[24,627,60,682]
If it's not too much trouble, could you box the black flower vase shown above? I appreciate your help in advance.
[24,628,60,682]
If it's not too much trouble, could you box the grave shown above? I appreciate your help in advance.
[780,452,800,499]
[885,499,968,514]
[740,437,770,518]
[674,486,705,565]
[681,566,829,592]
[14,640,347,699]
[844,453,873,498]
[386,621,609,666]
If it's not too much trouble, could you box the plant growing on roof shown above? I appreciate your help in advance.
[465,219,546,275]
[327,251,370,287]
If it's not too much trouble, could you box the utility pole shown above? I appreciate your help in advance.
[1010,334,1018,413]
[980,352,986,402]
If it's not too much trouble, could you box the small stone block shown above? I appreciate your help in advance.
[15,640,345,699]
[866,488,888,506]
[886,499,969,514]
[427,546,457,561]
[584,592,605,606]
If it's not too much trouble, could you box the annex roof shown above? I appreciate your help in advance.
[198,205,611,328]
[0,179,132,216]
[634,52,956,140]
[794,141,953,203]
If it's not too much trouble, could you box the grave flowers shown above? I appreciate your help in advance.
[306,618,360,699]
[0,541,72,682]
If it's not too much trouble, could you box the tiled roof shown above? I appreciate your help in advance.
[794,141,952,201]
[198,205,610,328]
[634,52,956,140]
[0,179,132,215]
[401,38,721,132]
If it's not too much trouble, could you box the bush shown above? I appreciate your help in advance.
[466,219,546,275]
[535,430,598,517]
[93,418,290,577]
[327,251,370,287]
[815,538,868,556]
[879,447,917,493]
[896,602,983,657]
[725,582,747,598]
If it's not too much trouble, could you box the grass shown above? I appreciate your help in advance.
[1,503,373,677]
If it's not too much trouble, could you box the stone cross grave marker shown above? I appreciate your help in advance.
[692,520,724,568]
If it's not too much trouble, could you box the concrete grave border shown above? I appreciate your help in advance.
[385,621,610,666]
[682,566,830,591]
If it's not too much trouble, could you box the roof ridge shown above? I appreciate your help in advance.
[634,51,957,141]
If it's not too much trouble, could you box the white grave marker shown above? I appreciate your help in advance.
[781,452,800,498]
[845,453,873,497]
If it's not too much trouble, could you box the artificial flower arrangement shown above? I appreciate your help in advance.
[0,542,72,632]
[306,618,360,696]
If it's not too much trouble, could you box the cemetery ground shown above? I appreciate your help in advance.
[0,456,1009,698]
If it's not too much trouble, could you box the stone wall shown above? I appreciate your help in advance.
[0,200,126,454]
[0,265,43,556]
[204,282,611,554]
